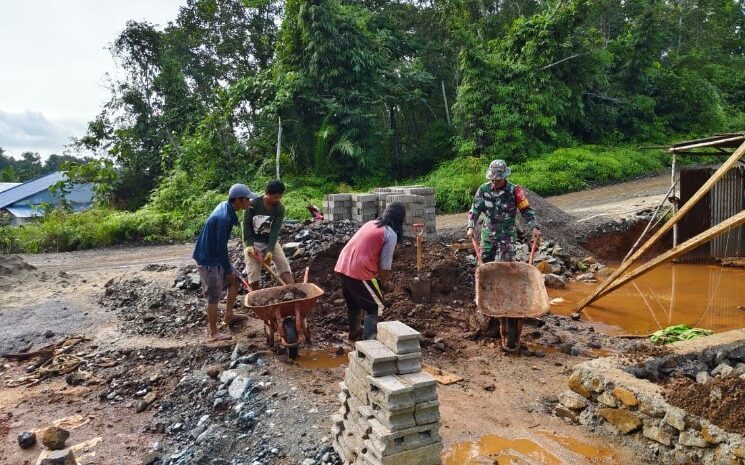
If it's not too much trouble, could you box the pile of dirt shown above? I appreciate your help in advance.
[99,277,204,337]
[251,287,308,306]
[0,254,37,291]
[664,376,745,435]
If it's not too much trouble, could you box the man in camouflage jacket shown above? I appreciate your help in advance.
[466,160,540,262]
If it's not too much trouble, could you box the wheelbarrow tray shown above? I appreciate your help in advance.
[475,262,550,318]
[244,283,324,320]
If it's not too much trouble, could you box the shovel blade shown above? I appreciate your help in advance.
[411,276,431,303]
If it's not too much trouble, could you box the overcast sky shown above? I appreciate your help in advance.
[0,0,185,159]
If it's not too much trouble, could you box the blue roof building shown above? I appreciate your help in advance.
[0,172,94,225]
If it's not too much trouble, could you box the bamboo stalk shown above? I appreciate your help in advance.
[592,209,745,301]
[574,141,745,312]
[622,180,677,262]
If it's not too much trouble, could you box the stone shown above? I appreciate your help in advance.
[230,343,246,361]
[700,422,724,444]
[612,387,638,407]
[355,341,398,377]
[679,431,709,448]
[544,274,566,289]
[598,408,642,434]
[576,272,596,282]
[712,363,734,378]
[643,425,673,446]
[732,447,745,459]
[639,400,665,418]
[597,391,618,408]
[40,426,70,450]
[568,372,592,398]
[554,406,579,423]
[39,449,77,465]
[228,376,252,400]
[579,405,602,427]
[559,391,588,410]
[205,365,222,378]
[17,431,36,449]
[734,363,745,376]
[282,242,302,255]
[696,371,712,384]
[376,321,421,355]
[395,352,422,375]
[664,407,687,431]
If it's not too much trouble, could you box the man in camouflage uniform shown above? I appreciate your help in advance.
[466,159,540,262]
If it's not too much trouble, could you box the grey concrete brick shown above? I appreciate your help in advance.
[355,340,398,377]
[415,400,441,425]
[345,367,370,405]
[366,419,441,456]
[396,352,422,375]
[377,321,422,354]
[398,372,438,403]
[368,375,415,411]
[362,441,442,465]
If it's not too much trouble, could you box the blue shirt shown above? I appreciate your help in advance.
[192,200,238,271]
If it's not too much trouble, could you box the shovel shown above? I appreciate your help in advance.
[411,223,431,303]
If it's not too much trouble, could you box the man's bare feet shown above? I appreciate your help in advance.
[208,332,233,343]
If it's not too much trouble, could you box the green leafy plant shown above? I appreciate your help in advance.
[650,324,713,345]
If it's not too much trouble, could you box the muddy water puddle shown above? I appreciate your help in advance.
[442,431,618,465]
[549,263,745,335]
[296,349,348,369]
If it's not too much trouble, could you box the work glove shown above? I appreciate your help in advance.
[263,251,273,264]
[466,227,474,240]
[244,246,262,261]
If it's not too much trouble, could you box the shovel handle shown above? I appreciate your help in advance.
[248,251,286,286]
[413,223,424,274]
[528,233,540,265]
[470,236,484,266]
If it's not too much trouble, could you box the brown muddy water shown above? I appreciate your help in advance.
[442,431,618,465]
[296,349,348,369]
[548,263,745,335]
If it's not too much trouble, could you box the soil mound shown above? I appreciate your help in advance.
[0,254,37,291]
[664,376,745,435]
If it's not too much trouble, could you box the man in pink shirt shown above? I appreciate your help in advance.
[334,202,405,342]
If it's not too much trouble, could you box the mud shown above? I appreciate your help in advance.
[251,287,308,306]
[664,376,745,435]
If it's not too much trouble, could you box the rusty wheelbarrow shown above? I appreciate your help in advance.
[474,237,550,352]
[244,277,324,359]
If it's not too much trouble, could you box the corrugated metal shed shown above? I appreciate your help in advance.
[0,172,94,226]
[0,172,66,209]
[0,182,21,193]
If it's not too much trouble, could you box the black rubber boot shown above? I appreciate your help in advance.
[362,315,379,340]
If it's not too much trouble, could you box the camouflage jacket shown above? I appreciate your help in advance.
[467,181,538,234]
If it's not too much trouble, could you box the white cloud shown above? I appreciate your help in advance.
[0,110,85,157]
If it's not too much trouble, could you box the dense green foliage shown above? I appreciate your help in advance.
[0,148,92,182]
[2,0,744,252]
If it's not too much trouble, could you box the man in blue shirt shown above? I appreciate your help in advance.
[193,184,258,342]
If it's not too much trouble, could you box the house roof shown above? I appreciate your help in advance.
[668,132,745,154]
[0,182,22,193]
[0,171,66,210]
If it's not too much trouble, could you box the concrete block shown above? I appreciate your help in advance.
[369,401,416,431]
[366,419,441,456]
[398,372,438,403]
[377,321,421,354]
[345,368,370,405]
[357,404,376,421]
[361,442,443,465]
[355,340,398,377]
[415,400,441,425]
[368,375,415,411]
[396,352,422,375]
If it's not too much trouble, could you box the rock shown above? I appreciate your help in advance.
[554,406,579,423]
[576,273,596,282]
[598,408,642,434]
[544,274,566,289]
[570,312,581,321]
[282,242,302,255]
[712,363,734,377]
[40,426,70,450]
[558,391,588,410]
[44,330,55,338]
[579,405,601,427]
[568,372,592,398]
[228,376,252,400]
[39,449,77,465]
[597,391,618,408]
[301,459,316,465]
[333,298,346,306]
[696,371,712,384]
[664,407,687,431]
[700,422,724,444]
[231,343,247,361]
[643,425,673,446]
[205,365,223,379]
[17,431,36,449]
[535,262,552,274]
[583,256,596,265]
[612,387,638,407]
[709,386,722,402]
[678,431,709,448]
[734,363,745,375]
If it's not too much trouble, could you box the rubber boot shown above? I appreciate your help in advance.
[362,315,379,340]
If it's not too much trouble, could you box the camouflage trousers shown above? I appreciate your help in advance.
[480,230,516,263]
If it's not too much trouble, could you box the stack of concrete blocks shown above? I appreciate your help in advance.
[331,321,442,465]
[351,193,379,223]
[323,194,353,221]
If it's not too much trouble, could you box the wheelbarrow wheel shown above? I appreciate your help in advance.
[500,317,522,352]
[283,318,299,359]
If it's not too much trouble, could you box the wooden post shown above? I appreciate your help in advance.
[622,180,677,263]
[574,141,745,312]
[671,151,678,247]
[276,116,282,181]
[593,209,745,301]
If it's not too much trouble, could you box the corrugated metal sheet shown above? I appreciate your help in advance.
[0,182,21,193]
[0,172,66,209]
[679,164,745,262]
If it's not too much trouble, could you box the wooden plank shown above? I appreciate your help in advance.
[575,141,745,312]
[422,363,463,385]
[593,209,745,301]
